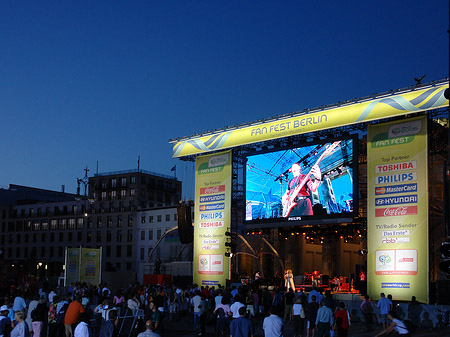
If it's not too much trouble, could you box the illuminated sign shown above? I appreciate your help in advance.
[172,84,448,158]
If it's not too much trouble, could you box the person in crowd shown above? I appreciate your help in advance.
[0,305,12,337]
[48,295,59,337]
[292,298,305,337]
[11,311,29,337]
[73,312,89,337]
[230,295,245,319]
[113,290,124,310]
[315,300,334,337]
[137,320,159,337]
[230,306,253,337]
[99,309,118,337]
[334,302,350,337]
[375,310,410,337]
[284,288,295,322]
[148,302,162,336]
[126,294,141,316]
[64,295,85,337]
[307,287,322,305]
[377,293,392,330]
[407,296,421,328]
[12,292,27,315]
[306,295,319,337]
[190,291,203,332]
[25,295,39,333]
[420,311,433,330]
[31,298,47,337]
[359,294,373,332]
[214,294,231,337]
[263,306,283,337]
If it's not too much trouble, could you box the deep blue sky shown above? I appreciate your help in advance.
[1,1,448,199]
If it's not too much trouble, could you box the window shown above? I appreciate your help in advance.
[111,190,117,200]
[60,219,67,229]
[87,232,91,242]
[58,247,63,256]
[141,231,145,240]
[106,245,111,257]
[128,216,133,227]
[50,233,54,242]
[148,247,153,258]
[68,232,73,241]
[72,205,77,214]
[16,247,20,258]
[25,234,29,243]
[140,247,145,261]
[68,219,76,229]
[149,216,154,223]
[126,262,132,271]
[77,218,84,229]
[42,221,48,230]
[116,245,121,257]
[166,214,170,221]
[157,229,161,239]
[50,220,57,230]
[111,178,117,188]
[148,229,153,240]
[120,190,127,199]
[97,231,101,242]
[121,177,127,186]
[59,233,64,241]
[40,246,45,257]
[97,217,103,228]
[127,230,132,242]
[106,230,111,242]
[117,230,122,242]
[49,246,54,256]
[29,208,34,217]
[131,176,136,183]
[101,181,107,188]
[141,216,146,224]
[107,216,112,227]
[118,216,123,227]
[77,232,82,241]
[157,215,162,222]
[17,234,21,243]
[101,192,107,201]
[130,189,136,196]
[33,222,40,231]
[127,245,132,257]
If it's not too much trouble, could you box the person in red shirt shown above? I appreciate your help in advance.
[64,295,85,337]
[334,302,350,337]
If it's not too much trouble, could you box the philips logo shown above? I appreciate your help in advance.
[200,212,224,220]
[389,120,421,138]
[209,154,229,167]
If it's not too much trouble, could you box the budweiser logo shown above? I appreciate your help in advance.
[375,206,417,217]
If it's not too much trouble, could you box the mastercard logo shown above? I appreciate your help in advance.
[375,187,386,195]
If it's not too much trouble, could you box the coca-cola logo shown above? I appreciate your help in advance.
[375,206,417,217]
[200,185,226,195]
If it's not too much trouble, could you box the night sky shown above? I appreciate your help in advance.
[1,1,448,200]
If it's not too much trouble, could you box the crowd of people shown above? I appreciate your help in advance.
[0,278,448,337]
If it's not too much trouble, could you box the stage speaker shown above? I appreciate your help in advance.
[177,205,193,244]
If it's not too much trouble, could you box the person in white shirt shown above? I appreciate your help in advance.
[74,313,90,337]
[263,306,284,337]
[229,295,245,319]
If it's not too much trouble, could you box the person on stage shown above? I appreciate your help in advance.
[282,163,321,217]
[284,269,295,291]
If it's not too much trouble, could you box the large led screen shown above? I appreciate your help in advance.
[245,136,357,225]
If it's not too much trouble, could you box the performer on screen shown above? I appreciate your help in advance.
[282,162,322,216]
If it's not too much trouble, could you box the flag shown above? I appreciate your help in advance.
[171,165,176,172]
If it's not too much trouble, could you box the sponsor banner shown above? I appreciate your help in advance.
[375,195,417,206]
[368,116,428,303]
[199,203,225,212]
[66,248,80,285]
[375,172,417,185]
[194,151,231,286]
[375,206,417,217]
[80,248,101,285]
[375,183,417,195]
[172,84,448,157]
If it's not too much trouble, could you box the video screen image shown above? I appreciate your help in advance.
[245,138,355,224]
